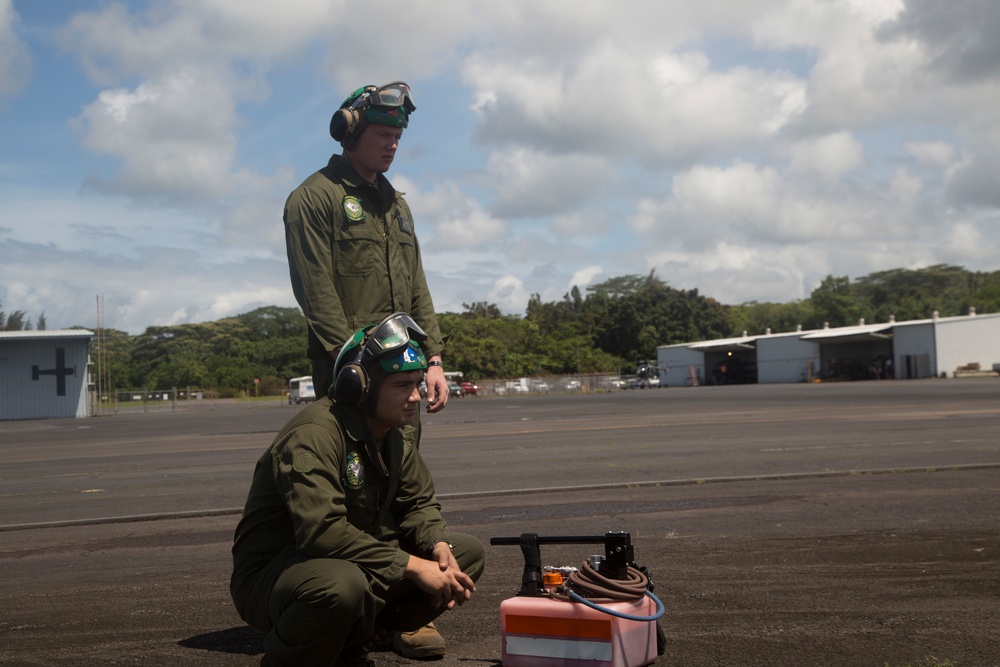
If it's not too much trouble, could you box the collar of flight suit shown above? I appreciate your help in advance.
[326,154,398,207]
[329,398,395,478]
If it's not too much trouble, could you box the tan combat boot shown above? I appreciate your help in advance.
[392,622,446,659]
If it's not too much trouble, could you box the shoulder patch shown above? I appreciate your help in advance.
[342,196,364,222]
[293,451,317,474]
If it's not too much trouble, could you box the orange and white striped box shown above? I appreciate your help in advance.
[500,595,658,667]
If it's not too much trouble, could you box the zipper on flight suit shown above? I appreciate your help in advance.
[364,437,390,533]
[373,179,398,310]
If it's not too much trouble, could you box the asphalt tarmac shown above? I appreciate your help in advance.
[1,379,999,666]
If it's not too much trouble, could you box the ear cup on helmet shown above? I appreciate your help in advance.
[330,108,362,141]
[333,362,369,406]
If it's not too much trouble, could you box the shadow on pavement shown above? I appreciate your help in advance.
[178,625,263,656]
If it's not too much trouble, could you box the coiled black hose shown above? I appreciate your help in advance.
[553,559,650,602]
[550,559,665,622]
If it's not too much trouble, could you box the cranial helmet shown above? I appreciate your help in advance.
[329,81,416,148]
[332,312,428,406]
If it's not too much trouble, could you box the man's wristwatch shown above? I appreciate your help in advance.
[427,360,443,368]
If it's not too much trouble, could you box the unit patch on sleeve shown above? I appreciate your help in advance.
[293,451,317,474]
[342,196,365,223]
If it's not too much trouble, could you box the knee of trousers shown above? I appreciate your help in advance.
[271,557,376,623]
[449,533,487,582]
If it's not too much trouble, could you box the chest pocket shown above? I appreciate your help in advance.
[386,206,417,284]
[334,221,380,278]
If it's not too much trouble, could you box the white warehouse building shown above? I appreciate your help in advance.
[657,311,1000,386]
[0,330,95,420]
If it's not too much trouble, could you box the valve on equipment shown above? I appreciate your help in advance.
[489,531,637,596]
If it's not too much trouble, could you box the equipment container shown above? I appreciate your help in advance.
[500,594,658,667]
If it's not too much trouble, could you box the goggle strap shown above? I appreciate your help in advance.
[348,82,414,114]
[348,87,376,112]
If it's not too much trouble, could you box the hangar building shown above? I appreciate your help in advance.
[0,330,94,420]
[657,311,1000,386]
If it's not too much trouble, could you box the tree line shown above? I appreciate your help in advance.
[7,264,1000,396]
[1,302,46,331]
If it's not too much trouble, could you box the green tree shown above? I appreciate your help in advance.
[119,307,305,394]
[725,300,816,336]
[809,275,869,328]
[461,302,503,319]
[95,327,135,392]
[438,310,551,379]
[235,306,308,340]
[1,303,30,330]
[582,271,727,362]
[850,264,1000,321]
[969,284,1000,315]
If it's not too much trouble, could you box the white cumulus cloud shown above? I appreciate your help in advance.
[0,0,30,99]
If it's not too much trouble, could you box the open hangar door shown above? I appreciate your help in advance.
[686,336,759,385]
[703,348,758,384]
[800,325,894,381]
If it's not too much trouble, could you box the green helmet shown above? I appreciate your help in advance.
[344,88,411,130]
[329,81,415,146]
[332,312,428,406]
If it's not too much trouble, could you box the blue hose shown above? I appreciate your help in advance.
[566,589,665,621]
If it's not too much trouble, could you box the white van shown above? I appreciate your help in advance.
[288,376,317,404]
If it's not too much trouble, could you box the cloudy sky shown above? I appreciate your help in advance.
[1,0,998,335]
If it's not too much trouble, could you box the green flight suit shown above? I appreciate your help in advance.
[230,398,485,667]
[284,155,444,396]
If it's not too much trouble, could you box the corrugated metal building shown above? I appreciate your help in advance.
[0,330,94,420]
[755,329,821,383]
[799,321,895,380]
[657,311,1000,386]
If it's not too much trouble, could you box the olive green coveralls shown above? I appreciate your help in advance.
[230,398,485,667]
[284,155,445,396]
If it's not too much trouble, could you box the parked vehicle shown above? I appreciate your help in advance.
[461,381,478,396]
[419,381,458,399]
[288,376,316,404]
[626,376,660,389]
[623,360,662,389]
[560,379,582,391]
[601,377,627,390]
[506,378,531,394]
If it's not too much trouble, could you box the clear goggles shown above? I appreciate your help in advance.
[360,312,427,361]
[349,81,416,113]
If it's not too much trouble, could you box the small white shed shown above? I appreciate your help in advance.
[0,330,94,420]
